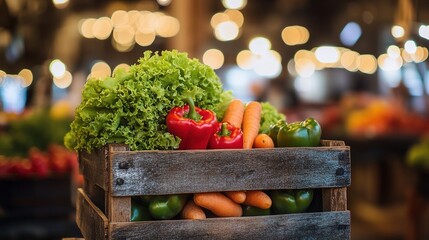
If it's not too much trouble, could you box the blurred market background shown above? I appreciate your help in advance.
[1,0,429,239]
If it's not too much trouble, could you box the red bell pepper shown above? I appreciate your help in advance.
[208,122,243,149]
[166,98,217,150]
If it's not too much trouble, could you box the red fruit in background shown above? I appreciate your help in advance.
[10,159,33,177]
[48,145,70,174]
[0,158,14,177]
[29,148,50,177]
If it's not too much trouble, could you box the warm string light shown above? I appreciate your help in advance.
[236,37,282,78]
[211,9,244,41]
[79,10,180,51]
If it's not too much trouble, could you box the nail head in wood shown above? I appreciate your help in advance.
[116,178,124,185]
[335,168,345,176]
[119,161,129,169]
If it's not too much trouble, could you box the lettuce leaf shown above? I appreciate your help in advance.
[65,50,230,152]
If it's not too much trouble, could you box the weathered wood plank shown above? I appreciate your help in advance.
[322,187,348,211]
[107,196,131,222]
[109,211,350,240]
[109,145,351,196]
[79,146,109,191]
[83,177,106,214]
[321,140,348,211]
[76,188,108,240]
[106,144,131,222]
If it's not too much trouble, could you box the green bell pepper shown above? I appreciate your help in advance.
[242,205,271,217]
[277,118,321,147]
[148,194,188,220]
[269,119,287,147]
[131,200,152,221]
[271,189,314,214]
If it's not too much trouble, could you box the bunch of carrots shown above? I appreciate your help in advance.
[181,99,274,220]
[223,99,274,149]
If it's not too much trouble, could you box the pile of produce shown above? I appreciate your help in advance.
[0,109,72,157]
[64,50,285,152]
[0,144,78,178]
[65,50,324,221]
[131,189,314,221]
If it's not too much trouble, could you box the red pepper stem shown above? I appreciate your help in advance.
[220,122,230,136]
[184,97,201,121]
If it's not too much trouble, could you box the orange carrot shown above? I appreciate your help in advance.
[224,191,246,204]
[181,200,206,220]
[242,190,272,209]
[194,192,243,217]
[253,133,275,148]
[242,101,262,149]
[222,99,245,129]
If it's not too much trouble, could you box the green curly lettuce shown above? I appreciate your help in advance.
[65,50,230,152]
[259,102,286,134]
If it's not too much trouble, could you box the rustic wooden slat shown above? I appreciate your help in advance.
[109,211,350,240]
[322,187,348,211]
[107,197,131,222]
[76,188,108,240]
[83,177,106,214]
[109,145,351,196]
[79,146,109,191]
[321,140,348,212]
[107,144,131,222]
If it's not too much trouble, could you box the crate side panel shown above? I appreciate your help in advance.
[110,146,350,196]
[109,211,350,240]
[79,147,108,190]
[76,188,108,240]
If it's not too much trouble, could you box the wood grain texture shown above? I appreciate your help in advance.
[79,146,109,191]
[109,211,350,240]
[76,188,108,240]
[108,144,351,196]
[322,187,348,211]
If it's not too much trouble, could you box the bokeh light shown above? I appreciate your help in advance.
[53,71,72,88]
[249,37,271,55]
[315,46,340,63]
[91,61,111,79]
[236,50,257,70]
[203,49,224,70]
[391,25,405,39]
[49,59,66,78]
[222,0,247,10]
[214,21,239,41]
[18,69,33,87]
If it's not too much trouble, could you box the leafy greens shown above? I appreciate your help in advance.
[65,50,232,152]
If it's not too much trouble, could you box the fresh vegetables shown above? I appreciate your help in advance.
[242,205,271,217]
[224,191,247,204]
[222,99,245,129]
[148,194,188,220]
[242,190,272,209]
[275,118,322,147]
[194,192,243,217]
[208,122,243,149]
[131,199,152,221]
[64,50,232,152]
[181,200,206,220]
[166,98,218,150]
[242,101,262,149]
[268,119,287,147]
[259,102,286,134]
[270,189,314,214]
[253,133,275,148]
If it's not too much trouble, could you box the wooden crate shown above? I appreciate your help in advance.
[76,140,351,240]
